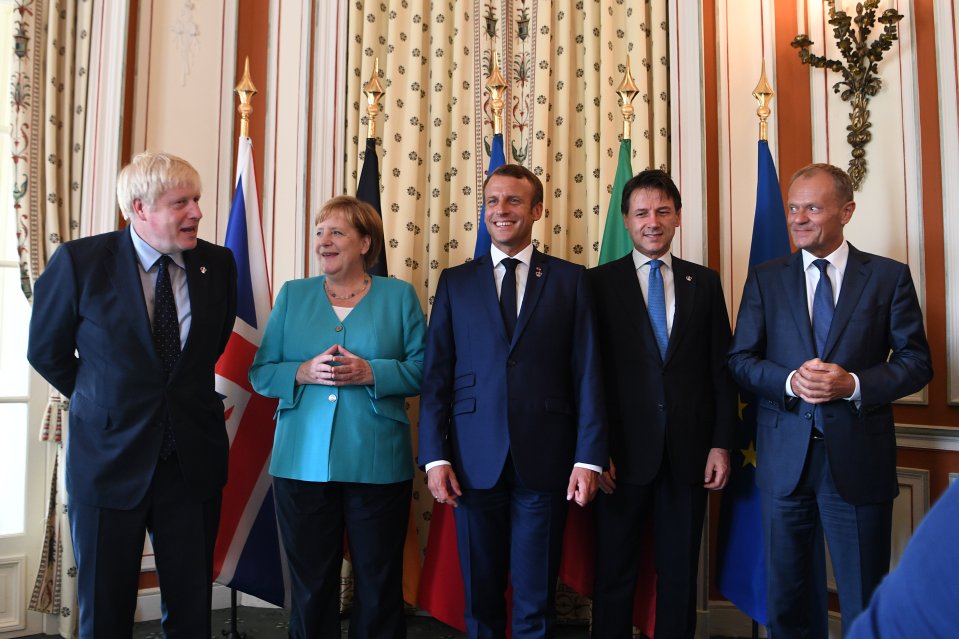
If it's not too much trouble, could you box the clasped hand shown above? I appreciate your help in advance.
[295,344,374,386]
[791,357,855,404]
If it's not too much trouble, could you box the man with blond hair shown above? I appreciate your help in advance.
[28,152,237,638]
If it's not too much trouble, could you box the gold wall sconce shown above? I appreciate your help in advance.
[791,1,903,190]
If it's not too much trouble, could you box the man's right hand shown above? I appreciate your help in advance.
[427,465,463,507]
[598,458,617,495]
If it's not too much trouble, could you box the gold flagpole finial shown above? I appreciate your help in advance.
[753,60,775,142]
[486,51,507,135]
[364,57,385,139]
[235,57,258,139]
[616,57,640,141]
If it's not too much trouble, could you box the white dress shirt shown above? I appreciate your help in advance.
[633,249,676,337]
[130,225,191,349]
[785,241,861,401]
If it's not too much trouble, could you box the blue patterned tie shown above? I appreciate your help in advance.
[811,259,834,434]
[812,259,834,357]
[647,259,668,359]
[153,255,181,458]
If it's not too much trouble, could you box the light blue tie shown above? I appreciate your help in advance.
[647,259,668,360]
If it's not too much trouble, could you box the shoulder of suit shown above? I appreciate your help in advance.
[672,256,720,279]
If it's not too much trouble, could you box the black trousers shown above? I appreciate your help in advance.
[592,457,707,639]
[70,453,222,639]
[273,477,412,639]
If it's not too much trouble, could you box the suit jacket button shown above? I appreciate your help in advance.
[328,394,337,402]
[507,359,516,367]
[657,403,665,411]
[804,412,812,419]
[335,325,344,332]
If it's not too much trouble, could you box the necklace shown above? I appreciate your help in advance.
[325,277,370,299]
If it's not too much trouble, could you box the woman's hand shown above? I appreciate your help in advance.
[295,344,373,386]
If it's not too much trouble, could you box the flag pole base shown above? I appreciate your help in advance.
[221,587,246,639]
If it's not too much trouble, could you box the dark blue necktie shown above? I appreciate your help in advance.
[499,258,519,340]
[647,259,668,359]
[153,255,181,458]
[812,259,834,357]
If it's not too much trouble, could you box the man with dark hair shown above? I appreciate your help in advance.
[28,152,237,638]
[589,169,737,638]
[419,164,607,639]
[728,162,932,635]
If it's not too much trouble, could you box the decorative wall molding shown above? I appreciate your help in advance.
[670,0,707,265]
[0,555,25,631]
[895,423,959,451]
[171,0,201,87]
[891,467,930,570]
[933,0,959,405]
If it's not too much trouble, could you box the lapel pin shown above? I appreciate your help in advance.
[535,266,543,278]
[200,266,207,274]
[686,275,692,281]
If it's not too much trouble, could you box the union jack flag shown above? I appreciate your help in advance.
[213,136,288,605]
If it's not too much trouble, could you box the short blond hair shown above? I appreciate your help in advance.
[116,152,202,220]
[314,195,384,271]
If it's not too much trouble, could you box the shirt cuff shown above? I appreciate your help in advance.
[574,462,602,473]
[785,370,798,398]
[425,460,451,472]
[845,372,862,402]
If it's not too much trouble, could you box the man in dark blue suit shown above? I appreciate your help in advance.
[418,164,607,639]
[589,170,737,639]
[728,163,932,637]
[28,152,237,638]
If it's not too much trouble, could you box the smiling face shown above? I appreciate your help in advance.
[314,209,371,279]
[787,171,855,258]
[483,174,543,256]
[623,187,681,259]
[130,185,203,254]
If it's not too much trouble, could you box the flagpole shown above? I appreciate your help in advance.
[224,57,257,639]
[597,59,638,265]
[753,60,773,143]
[364,57,384,139]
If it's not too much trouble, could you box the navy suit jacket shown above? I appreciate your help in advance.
[418,249,607,492]
[728,243,931,505]
[28,229,237,510]
[589,254,737,485]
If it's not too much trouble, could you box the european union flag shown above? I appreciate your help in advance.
[716,140,790,624]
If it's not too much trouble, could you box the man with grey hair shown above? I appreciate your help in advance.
[728,162,932,636]
[28,151,237,638]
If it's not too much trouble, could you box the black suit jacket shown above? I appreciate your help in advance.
[589,254,737,485]
[28,228,237,509]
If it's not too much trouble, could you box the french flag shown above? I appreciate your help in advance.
[212,136,288,606]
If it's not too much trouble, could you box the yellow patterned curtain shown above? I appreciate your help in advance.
[345,0,669,618]
[12,1,93,635]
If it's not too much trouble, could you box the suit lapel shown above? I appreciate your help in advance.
[473,254,510,344]
[110,230,158,361]
[181,246,207,360]
[666,257,696,364]
[609,254,661,360]
[823,244,870,359]
[511,249,547,347]
[782,251,817,357]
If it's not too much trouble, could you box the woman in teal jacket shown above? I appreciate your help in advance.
[250,196,426,639]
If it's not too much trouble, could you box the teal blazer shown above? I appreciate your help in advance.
[250,276,426,483]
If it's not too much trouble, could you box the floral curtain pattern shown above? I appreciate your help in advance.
[12,0,93,635]
[345,0,669,619]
